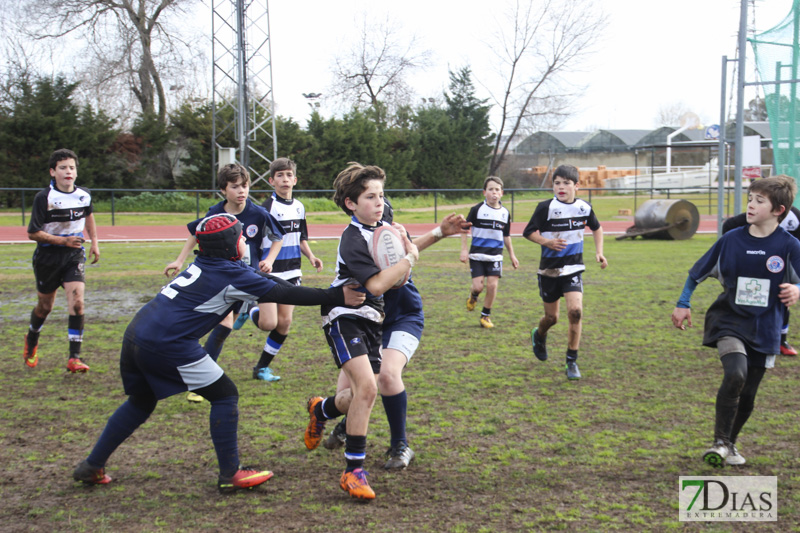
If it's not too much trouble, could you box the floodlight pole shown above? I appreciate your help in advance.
[718,55,730,238]
[733,0,748,216]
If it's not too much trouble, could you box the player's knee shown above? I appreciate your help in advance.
[258,315,278,332]
[359,380,378,404]
[277,315,292,333]
[36,302,54,316]
[721,368,747,396]
[71,301,84,315]
[543,313,558,326]
[567,308,582,324]
[377,371,401,392]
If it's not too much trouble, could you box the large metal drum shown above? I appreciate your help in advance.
[633,199,700,240]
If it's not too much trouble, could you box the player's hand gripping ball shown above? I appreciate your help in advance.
[370,225,409,288]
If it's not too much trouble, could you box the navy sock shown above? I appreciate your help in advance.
[87,399,154,468]
[204,325,232,362]
[344,434,367,471]
[209,396,239,478]
[68,315,84,359]
[381,390,408,447]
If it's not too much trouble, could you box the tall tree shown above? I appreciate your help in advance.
[413,67,494,189]
[0,75,121,203]
[330,14,431,126]
[19,0,202,126]
[487,0,606,176]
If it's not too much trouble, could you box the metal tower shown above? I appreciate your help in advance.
[212,0,277,188]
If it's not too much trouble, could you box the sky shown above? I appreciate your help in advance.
[250,0,792,134]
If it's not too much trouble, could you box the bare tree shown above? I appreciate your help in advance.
[17,0,204,126]
[654,101,694,127]
[487,0,606,176]
[329,14,431,124]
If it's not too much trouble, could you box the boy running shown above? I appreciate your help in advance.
[24,148,100,373]
[237,157,323,382]
[672,175,800,467]
[311,163,418,500]
[523,164,607,380]
[460,176,519,328]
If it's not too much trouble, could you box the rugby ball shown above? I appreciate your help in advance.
[370,225,409,288]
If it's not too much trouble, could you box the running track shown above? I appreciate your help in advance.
[0,218,719,244]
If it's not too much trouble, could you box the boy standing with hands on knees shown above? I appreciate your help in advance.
[523,164,607,380]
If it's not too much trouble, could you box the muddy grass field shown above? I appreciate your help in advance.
[1,237,798,532]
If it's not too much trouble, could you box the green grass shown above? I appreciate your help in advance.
[0,235,797,531]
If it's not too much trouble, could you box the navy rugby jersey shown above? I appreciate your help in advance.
[381,199,424,338]
[523,197,600,278]
[126,255,278,357]
[690,225,800,354]
[263,192,308,280]
[465,200,510,262]
[322,218,386,325]
[187,199,284,270]
[28,180,93,250]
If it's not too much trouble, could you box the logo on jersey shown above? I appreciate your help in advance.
[570,219,585,229]
[766,256,784,273]
[246,224,258,238]
[350,337,362,346]
[554,209,562,218]
[579,204,587,214]
[786,218,798,231]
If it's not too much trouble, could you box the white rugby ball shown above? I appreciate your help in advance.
[370,225,409,288]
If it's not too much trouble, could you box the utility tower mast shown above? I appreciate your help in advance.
[212,0,277,188]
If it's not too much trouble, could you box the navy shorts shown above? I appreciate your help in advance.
[120,336,224,400]
[538,273,583,304]
[324,317,382,373]
[469,259,502,279]
[32,247,85,294]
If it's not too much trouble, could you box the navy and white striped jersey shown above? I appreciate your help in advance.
[466,201,511,262]
[322,217,385,325]
[27,181,93,249]
[188,199,284,270]
[523,197,601,278]
[263,193,308,280]
[690,225,800,354]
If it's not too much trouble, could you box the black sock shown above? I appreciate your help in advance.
[344,434,367,471]
[27,310,45,347]
[566,349,578,363]
[316,396,343,420]
[481,307,491,317]
[68,315,84,359]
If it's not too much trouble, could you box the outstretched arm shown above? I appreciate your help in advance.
[413,213,470,253]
